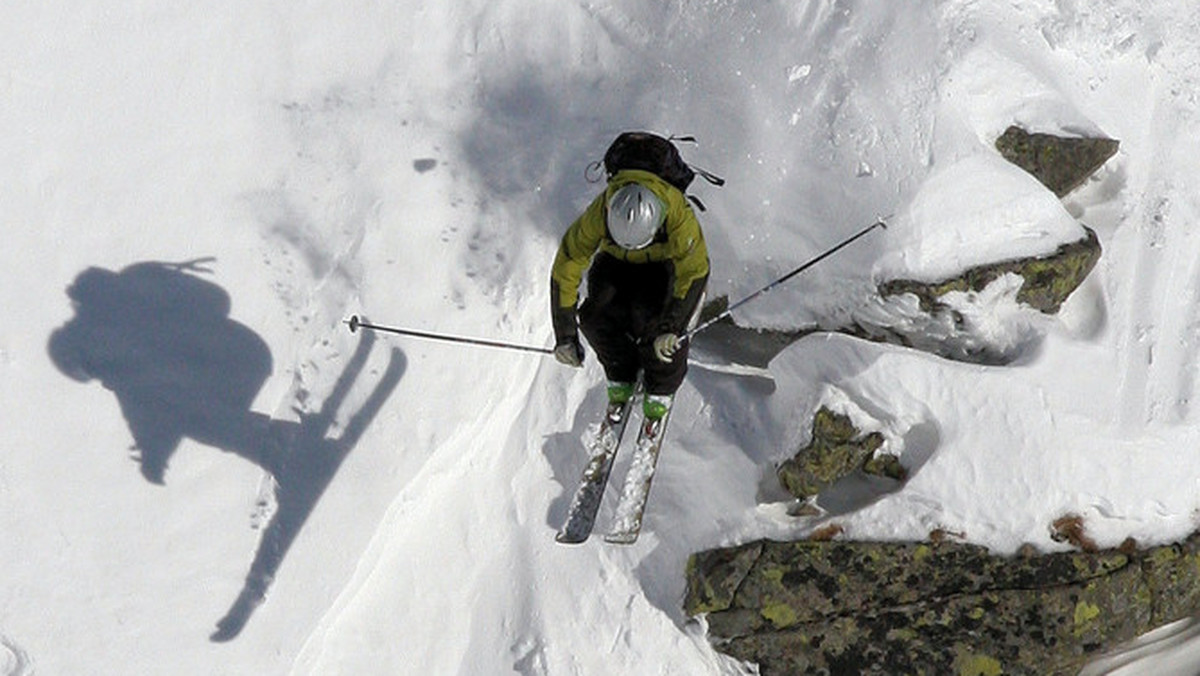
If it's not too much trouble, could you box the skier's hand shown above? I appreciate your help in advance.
[554,336,585,367]
[652,333,681,363]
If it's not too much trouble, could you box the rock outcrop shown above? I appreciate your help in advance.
[775,407,901,503]
[683,128,1132,672]
[878,225,1101,316]
[685,533,1200,675]
[689,127,1114,367]
[994,125,1120,197]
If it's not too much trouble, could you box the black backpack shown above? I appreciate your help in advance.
[588,131,724,210]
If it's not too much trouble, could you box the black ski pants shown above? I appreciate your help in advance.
[578,254,689,396]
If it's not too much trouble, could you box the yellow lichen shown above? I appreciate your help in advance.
[1074,600,1101,634]
[761,566,785,584]
[913,544,932,564]
[761,601,798,629]
[953,648,1003,676]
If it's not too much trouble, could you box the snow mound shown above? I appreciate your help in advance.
[877,153,1086,281]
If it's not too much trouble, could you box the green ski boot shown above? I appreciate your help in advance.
[643,393,673,421]
[607,381,635,405]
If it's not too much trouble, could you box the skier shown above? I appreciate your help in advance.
[549,166,709,421]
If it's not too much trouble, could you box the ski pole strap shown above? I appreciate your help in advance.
[345,315,555,355]
[684,216,888,341]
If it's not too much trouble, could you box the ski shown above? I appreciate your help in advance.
[604,408,671,545]
[555,395,637,544]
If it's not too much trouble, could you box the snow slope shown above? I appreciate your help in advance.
[4,0,1200,673]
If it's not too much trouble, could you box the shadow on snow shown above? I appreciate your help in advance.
[47,259,404,642]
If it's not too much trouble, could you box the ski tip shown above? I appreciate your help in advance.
[555,531,589,545]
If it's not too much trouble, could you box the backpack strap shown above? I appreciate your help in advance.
[691,165,726,187]
[666,135,726,188]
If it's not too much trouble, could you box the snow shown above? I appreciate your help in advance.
[4,0,1200,673]
[877,152,1087,281]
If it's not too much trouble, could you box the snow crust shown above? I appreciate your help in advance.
[4,0,1200,673]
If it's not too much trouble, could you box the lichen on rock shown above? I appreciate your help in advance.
[684,533,1200,675]
[688,127,1113,369]
[878,226,1102,316]
[681,125,1130,674]
[994,125,1120,197]
[775,407,889,501]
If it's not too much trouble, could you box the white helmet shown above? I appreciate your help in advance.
[606,183,665,250]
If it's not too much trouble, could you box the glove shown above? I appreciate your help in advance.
[652,333,681,363]
[554,336,585,367]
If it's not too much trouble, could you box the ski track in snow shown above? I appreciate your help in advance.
[1090,8,1200,433]
[0,637,31,676]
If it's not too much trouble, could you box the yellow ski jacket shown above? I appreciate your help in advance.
[550,169,709,341]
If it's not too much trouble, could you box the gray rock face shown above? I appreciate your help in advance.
[688,365,1198,674]
[685,534,1200,675]
[994,126,1120,197]
[875,126,1113,327]
[775,407,897,502]
[878,225,1102,316]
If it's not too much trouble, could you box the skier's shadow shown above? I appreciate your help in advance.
[47,259,404,642]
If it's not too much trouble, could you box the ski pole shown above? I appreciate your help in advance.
[344,315,555,355]
[684,216,889,341]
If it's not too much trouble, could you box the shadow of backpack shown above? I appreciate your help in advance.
[587,131,724,211]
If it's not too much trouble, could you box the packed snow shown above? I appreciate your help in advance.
[4,0,1200,673]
